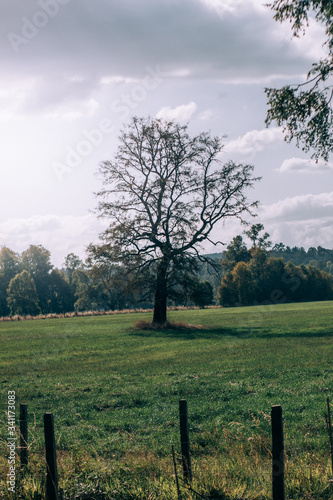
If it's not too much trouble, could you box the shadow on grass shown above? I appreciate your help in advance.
[130,321,333,341]
[130,322,257,340]
[259,329,333,339]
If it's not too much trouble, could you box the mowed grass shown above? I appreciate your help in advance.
[1,302,333,499]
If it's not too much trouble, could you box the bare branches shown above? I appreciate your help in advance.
[94,117,259,276]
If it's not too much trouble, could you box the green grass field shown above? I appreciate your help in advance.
[1,302,333,499]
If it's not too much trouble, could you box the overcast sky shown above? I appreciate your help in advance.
[1,0,332,266]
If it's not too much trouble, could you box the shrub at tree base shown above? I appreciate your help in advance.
[134,320,205,331]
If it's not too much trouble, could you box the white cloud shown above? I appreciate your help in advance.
[264,220,333,250]
[224,127,283,154]
[156,101,197,123]
[100,75,139,85]
[46,99,99,121]
[259,191,333,248]
[0,214,107,267]
[278,157,333,173]
[198,0,268,16]
[198,109,214,121]
[261,192,333,222]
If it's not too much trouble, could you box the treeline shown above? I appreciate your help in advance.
[0,244,214,317]
[271,244,333,271]
[0,245,75,316]
[217,234,333,307]
[1,232,333,317]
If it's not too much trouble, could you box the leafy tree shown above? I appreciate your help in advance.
[85,248,141,310]
[190,280,214,308]
[63,253,84,287]
[49,269,75,313]
[217,270,237,306]
[0,247,21,316]
[221,235,251,273]
[265,1,333,160]
[72,268,93,311]
[243,223,272,249]
[301,264,333,301]
[7,270,41,316]
[283,261,305,301]
[93,116,259,324]
[218,247,333,307]
[248,248,270,302]
[230,261,256,306]
[21,245,53,313]
[326,260,333,274]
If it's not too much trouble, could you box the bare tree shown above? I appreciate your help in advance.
[93,116,259,324]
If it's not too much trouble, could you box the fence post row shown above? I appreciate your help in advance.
[271,405,285,500]
[20,403,28,467]
[179,399,192,482]
[44,412,59,500]
[16,398,333,499]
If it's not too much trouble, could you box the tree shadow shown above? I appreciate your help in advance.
[259,329,333,339]
[130,323,333,341]
[130,324,256,340]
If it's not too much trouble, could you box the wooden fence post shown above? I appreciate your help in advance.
[271,405,285,500]
[20,403,28,467]
[327,397,333,475]
[179,399,192,482]
[44,412,58,500]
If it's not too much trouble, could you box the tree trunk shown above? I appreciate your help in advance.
[153,259,168,324]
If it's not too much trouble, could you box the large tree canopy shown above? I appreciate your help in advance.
[265,0,333,160]
[93,117,259,324]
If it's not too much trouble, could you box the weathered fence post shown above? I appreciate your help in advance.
[172,445,181,500]
[44,412,58,500]
[20,403,28,467]
[179,399,192,482]
[327,397,333,475]
[271,405,285,500]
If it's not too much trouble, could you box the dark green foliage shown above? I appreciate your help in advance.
[189,280,214,308]
[49,269,75,314]
[0,247,21,316]
[73,249,145,312]
[62,253,84,287]
[2,234,333,317]
[218,246,333,307]
[21,245,53,313]
[243,223,272,249]
[6,270,41,315]
[271,243,333,271]
[221,235,251,274]
[265,0,333,160]
[0,246,77,317]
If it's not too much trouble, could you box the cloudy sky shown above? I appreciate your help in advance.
[1,0,332,266]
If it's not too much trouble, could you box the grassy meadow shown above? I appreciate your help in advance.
[1,302,333,499]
